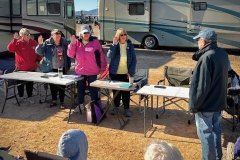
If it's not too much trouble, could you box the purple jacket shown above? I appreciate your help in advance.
[68,37,107,76]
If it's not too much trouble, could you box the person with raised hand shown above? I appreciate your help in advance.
[36,29,71,108]
[67,24,107,113]
[7,28,42,104]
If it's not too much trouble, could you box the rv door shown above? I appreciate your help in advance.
[187,0,207,33]
[115,0,150,32]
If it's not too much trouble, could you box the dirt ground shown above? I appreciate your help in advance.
[0,24,240,160]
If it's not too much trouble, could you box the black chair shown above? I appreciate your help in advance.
[1,69,20,113]
[130,69,149,113]
[157,66,193,124]
[24,150,68,160]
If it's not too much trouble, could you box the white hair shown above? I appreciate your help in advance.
[144,141,183,160]
[19,28,30,37]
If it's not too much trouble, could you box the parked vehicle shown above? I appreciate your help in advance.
[98,0,240,49]
[0,0,76,53]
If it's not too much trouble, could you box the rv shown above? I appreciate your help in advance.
[98,0,240,49]
[0,0,75,53]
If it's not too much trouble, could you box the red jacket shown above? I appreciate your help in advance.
[7,38,42,71]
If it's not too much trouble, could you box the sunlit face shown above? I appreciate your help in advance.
[81,31,90,41]
[197,38,206,49]
[22,32,31,42]
[119,32,127,44]
[52,32,61,44]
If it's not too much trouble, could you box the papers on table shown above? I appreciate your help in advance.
[63,75,82,80]
[109,81,132,88]
[45,72,58,77]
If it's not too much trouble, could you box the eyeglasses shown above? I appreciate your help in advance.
[83,32,90,34]
[120,34,127,37]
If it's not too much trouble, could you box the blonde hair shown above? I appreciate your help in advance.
[19,28,30,37]
[144,141,183,160]
[114,28,128,41]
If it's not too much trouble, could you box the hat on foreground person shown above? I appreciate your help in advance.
[57,129,88,160]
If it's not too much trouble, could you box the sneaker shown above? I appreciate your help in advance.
[73,104,84,113]
[111,107,119,115]
[13,97,26,105]
[28,97,35,104]
[50,101,57,107]
[60,102,66,109]
[124,109,132,117]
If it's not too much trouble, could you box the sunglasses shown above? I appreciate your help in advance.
[120,34,127,36]
[83,32,90,34]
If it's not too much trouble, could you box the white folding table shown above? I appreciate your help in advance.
[90,80,136,129]
[136,84,189,137]
[0,71,82,122]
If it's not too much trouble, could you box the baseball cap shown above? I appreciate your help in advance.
[51,29,62,35]
[80,25,91,35]
[193,28,217,42]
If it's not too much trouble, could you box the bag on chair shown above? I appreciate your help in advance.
[86,99,104,124]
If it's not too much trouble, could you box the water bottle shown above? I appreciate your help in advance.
[58,67,63,78]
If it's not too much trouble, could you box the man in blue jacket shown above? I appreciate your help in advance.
[189,29,229,160]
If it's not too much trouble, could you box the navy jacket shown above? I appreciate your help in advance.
[36,37,70,73]
[189,42,229,113]
[107,39,136,76]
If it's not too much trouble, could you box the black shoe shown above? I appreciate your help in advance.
[50,101,57,107]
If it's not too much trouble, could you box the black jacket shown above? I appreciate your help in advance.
[189,42,229,113]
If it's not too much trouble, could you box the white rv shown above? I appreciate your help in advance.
[0,0,75,53]
[99,0,240,49]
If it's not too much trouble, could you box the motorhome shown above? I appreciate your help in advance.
[98,0,240,49]
[0,0,75,53]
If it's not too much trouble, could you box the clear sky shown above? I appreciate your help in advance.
[75,0,98,11]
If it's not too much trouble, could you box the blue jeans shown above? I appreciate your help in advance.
[77,75,99,104]
[195,111,222,160]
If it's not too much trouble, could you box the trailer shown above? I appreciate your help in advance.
[98,0,240,49]
[0,0,75,53]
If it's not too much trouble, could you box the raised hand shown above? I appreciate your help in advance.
[38,35,43,45]
[70,34,77,44]
[113,37,119,45]
[13,32,19,39]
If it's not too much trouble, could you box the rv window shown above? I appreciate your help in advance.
[47,2,61,15]
[38,0,47,15]
[27,0,37,15]
[128,3,144,15]
[12,0,21,16]
[66,2,73,18]
[193,2,207,11]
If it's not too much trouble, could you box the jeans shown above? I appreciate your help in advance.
[195,111,222,160]
[78,75,99,104]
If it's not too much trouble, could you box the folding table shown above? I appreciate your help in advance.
[90,80,136,129]
[136,84,189,137]
[0,71,82,122]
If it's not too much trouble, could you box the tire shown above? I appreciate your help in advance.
[143,35,158,49]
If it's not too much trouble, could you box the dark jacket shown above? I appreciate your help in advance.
[189,42,229,113]
[35,37,70,73]
[107,39,137,76]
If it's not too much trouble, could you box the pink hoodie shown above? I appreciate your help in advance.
[67,38,107,76]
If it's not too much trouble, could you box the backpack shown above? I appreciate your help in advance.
[86,99,104,124]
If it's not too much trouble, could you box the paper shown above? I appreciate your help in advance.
[119,83,132,88]
[63,75,81,80]
[45,72,58,77]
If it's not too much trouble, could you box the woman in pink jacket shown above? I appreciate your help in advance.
[68,25,107,112]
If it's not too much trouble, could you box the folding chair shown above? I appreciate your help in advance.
[24,150,68,160]
[130,69,149,113]
[156,66,193,124]
[1,69,20,113]
[224,69,240,132]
